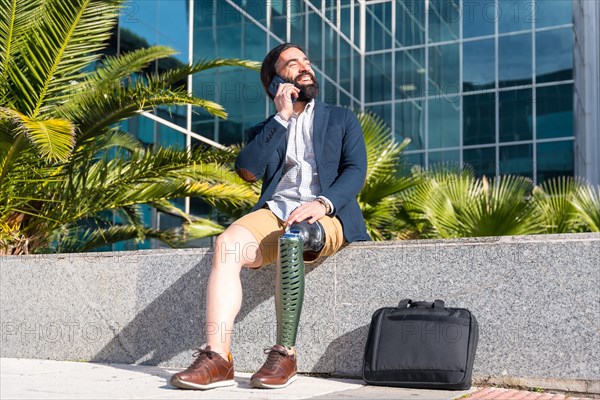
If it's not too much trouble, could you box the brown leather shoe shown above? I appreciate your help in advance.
[170,346,235,390]
[250,344,297,389]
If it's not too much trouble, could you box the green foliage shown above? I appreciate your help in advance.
[357,114,599,240]
[533,177,600,233]
[400,166,542,238]
[356,112,415,240]
[0,0,260,254]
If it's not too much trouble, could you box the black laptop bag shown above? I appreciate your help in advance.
[363,299,479,390]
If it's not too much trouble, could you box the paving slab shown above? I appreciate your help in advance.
[0,358,475,400]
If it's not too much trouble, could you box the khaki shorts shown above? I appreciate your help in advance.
[231,208,345,266]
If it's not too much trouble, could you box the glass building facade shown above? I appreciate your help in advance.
[110,0,597,248]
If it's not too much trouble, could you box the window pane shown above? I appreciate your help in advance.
[536,28,573,83]
[290,1,306,44]
[499,33,532,88]
[537,140,574,183]
[428,0,460,43]
[396,48,425,100]
[428,44,460,96]
[396,0,425,46]
[406,152,425,168]
[536,84,573,139]
[367,104,393,134]
[499,144,533,178]
[464,147,496,178]
[536,0,572,28]
[463,0,496,38]
[428,97,460,149]
[463,39,495,92]
[499,89,533,142]
[339,40,352,95]
[324,24,338,81]
[271,2,286,40]
[366,2,392,51]
[308,8,323,66]
[498,0,534,33]
[396,101,425,150]
[429,150,460,166]
[365,52,393,102]
[463,93,496,146]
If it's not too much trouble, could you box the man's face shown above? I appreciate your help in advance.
[277,47,319,101]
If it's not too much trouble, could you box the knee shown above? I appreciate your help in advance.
[213,229,260,267]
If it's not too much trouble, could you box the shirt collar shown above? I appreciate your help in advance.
[292,99,315,119]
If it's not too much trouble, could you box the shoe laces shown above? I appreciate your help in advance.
[262,346,290,370]
[190,346,215,368]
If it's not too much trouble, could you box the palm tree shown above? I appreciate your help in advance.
[0,0,259,254]
[400,166,543,238]
[356,112,415,240]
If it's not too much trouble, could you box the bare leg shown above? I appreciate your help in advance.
[205,225,262,357]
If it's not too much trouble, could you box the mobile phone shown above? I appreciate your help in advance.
[268,74,296,102]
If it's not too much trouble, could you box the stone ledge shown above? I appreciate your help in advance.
[1,233,598,393]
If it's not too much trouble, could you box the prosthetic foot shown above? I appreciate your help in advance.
[275,221,325,347]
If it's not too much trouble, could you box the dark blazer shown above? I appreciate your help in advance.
[235,101,371,243]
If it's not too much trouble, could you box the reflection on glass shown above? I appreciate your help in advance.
[428,0,459,43]
[499,33,532,88]
[536,84,573,139]
[365,52,393,102]
[463,93,495,146]
[499,144,533,178]
[499,89,533,142]
[463,0,495,38]
[396,0,425,46]
[428,44,460,96]
[396,101,425,150]
[536,28,573,83]
[395,48,425,99]
[498,0,533,33]
[428,97,460,149]
[536,140,574,183]
[463,39,495,92]
[464,147,496,178]
[536,0,572,28]
[366,2,392,51]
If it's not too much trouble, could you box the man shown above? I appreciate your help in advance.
[170,43,370,390]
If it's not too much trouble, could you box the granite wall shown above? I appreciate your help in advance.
[1,233,598,393]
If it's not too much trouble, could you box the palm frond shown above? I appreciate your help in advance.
[58,83,226,140]
[6,0,121,116]
[570,182,600,232]
[0,107,75,161]
[86,45,177,87]
[0,0,39,84]
[533,176,583,233]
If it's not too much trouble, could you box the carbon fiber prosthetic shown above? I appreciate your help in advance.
[275,221,325,348]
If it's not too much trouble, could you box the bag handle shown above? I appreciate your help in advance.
[397,299,445,309]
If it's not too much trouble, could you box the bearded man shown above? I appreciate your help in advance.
[170,43,370,391]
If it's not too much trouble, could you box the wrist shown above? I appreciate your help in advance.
[276,111,291,121]
[315,197,331,214]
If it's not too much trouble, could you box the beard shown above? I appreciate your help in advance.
[293,72,320,101]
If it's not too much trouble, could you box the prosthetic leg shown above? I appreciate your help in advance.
[275,221,325,348]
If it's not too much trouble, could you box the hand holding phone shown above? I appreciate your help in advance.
[268,75,297,103]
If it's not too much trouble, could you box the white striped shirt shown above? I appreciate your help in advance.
[266,100,325,220]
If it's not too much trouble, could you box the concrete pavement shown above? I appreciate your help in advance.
[0,358,475,400]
